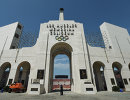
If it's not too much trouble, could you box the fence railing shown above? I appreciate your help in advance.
[18,31,105,48]
[85,32,105,48]
[18,31,39,48]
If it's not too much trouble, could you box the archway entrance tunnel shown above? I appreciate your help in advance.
[112,62,125,89]
[0,62,11,89]
[93,61,107,91]
[49,42,73,92]
[14,61,30,91]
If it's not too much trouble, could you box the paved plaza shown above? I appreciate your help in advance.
[0,91,130,100]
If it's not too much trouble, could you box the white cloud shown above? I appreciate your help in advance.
[54,57,69,64]
[54,57,69,62]
[54,63,70,69]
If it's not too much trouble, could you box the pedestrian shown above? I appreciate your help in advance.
[1,88,4,93]
[60,85,63,95]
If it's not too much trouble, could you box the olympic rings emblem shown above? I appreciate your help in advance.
[55,35,69,41]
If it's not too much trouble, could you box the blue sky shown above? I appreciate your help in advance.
[0,0,130,34]
[53,55,70,78]
[0,0,130,78]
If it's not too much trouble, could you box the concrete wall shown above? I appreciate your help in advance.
[0,22,22,51]
[87,22,130,92]
[34,20,95,94]
[0,20,130,95]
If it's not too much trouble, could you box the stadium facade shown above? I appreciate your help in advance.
[0,8,130,94]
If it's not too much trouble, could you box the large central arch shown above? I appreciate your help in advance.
[48,42,73,92]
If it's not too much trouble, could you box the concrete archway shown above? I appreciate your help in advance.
[14,61,31,91]
[93,61,107,91]
[0,62,11,89]
[112,62,125,89]
[48,42,73,92]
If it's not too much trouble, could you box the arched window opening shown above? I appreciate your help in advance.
[93,61,107,91]
[14,62,30,92]
[112,62,125,89]
[0,62,11,89]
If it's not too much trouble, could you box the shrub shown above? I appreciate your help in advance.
[112,86,120,92]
